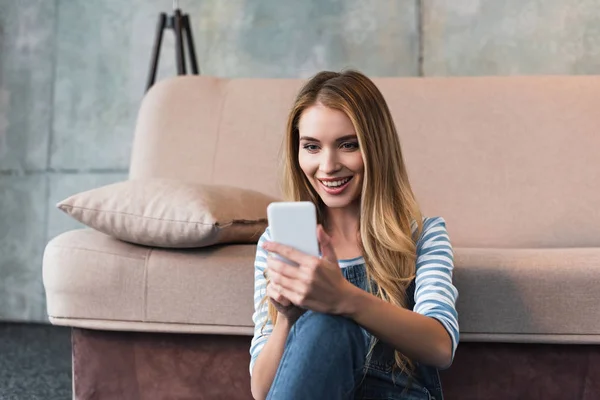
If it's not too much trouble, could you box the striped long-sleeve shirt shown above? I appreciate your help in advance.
[249,216,459,375]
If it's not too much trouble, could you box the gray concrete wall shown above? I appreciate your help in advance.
[1,0,599,323]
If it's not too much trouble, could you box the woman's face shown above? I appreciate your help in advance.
[297,104,364,209]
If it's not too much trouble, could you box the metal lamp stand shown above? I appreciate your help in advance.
[146,0,199,92]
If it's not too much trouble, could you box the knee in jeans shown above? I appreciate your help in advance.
[297,311,363,340]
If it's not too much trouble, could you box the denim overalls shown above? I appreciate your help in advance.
[266,261,445,400]
[343,262,444,400]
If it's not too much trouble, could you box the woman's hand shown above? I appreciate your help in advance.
[266,281,306,324]
[263,225,356,315]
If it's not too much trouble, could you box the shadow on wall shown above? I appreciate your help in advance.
[0,89,9,160]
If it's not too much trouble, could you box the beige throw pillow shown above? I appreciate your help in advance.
[57,179,276,248]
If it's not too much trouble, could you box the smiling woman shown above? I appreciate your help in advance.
[298,105,364,208]
[249,70,458,400]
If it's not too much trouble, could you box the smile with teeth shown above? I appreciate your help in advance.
[319,177,352,187]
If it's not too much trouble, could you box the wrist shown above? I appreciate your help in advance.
[275,313,295,329]
[339,282,366,318]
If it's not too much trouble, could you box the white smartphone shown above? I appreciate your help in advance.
[267,201,320,265]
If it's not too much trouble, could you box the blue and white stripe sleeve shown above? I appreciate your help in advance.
[413,217,460,367]
[249,228,273,376]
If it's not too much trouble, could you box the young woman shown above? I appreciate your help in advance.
[249,70,459,400]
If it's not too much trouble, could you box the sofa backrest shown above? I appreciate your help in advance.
[129,75,600,249]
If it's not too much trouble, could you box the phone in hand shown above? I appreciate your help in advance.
[267,201,319,265]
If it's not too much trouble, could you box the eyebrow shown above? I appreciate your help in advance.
[299,134,358,142]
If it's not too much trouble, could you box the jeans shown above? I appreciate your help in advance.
[266,264,442,400]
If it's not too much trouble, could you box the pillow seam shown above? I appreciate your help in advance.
[60,205,267,225]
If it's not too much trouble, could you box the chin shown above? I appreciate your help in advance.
[321,199,350,209]
[317,191,361,210]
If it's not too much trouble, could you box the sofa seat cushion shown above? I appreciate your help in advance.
[455,247,600,343]
[43,229,257,335]
[43,229,600,343]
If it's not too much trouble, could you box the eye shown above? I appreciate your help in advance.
[340,141,359,150]
[302,143,320,153]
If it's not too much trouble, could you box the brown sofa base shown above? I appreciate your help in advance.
[72,328,600,400]
[72,328,254,400]
[441,341,600,400]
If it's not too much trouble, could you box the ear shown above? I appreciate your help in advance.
[317,225,337,263]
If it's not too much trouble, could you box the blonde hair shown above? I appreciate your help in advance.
[263,70,423,373]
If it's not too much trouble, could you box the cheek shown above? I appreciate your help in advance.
[298,153,317,178]
[347,154,365,174]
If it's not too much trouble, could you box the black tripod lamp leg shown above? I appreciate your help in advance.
[173,9,186,75]
[183,15,200,75]
[146,13,167,92]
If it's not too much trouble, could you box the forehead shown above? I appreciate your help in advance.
[298,104,355,139]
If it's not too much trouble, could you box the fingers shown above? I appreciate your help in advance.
[265,243,324,277]
[277,284,304,307]
[317,225,338,263]
[267,282,291,306]
[269,264,305,298]
[267,256,304,280]
[277,297,291,307]
[263,241,312,265]
[269,269,297,293]
[268,264,306,306]
[268,268,319,311]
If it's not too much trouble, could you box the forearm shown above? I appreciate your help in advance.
[250,316,292,400]
[344,285,452,369]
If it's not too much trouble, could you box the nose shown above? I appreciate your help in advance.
[319,149,341,174]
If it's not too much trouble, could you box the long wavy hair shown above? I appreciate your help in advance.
[263,70,423,373]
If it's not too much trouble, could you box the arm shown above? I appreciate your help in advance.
[249,230,300,400]
[265,220,459,370]
[345,287,453,368]
[250,318,292,400]
[345,217,459,369]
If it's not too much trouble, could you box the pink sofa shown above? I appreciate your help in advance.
[43,75,600,399]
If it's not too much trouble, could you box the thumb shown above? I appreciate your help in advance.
[317,225,337,264]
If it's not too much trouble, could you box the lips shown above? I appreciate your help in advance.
[319,177,352,187]
[317,176,353,195]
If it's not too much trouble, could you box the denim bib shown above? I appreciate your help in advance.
[341,263,444,400]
